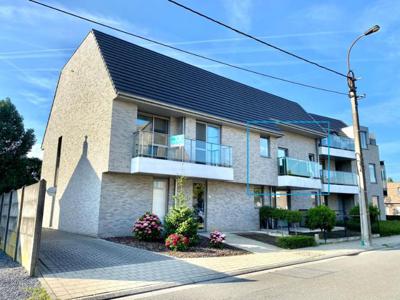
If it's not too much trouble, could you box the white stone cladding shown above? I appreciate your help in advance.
[206,181,259,231]
[41,32,116,236]
[98,173,153,237]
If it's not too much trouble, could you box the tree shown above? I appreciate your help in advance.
[0,98,41,193]
[307,206,336,241]
[388,177,394,183]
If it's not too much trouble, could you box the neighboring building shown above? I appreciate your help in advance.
[385,182,400,216]
[40,30,386,237]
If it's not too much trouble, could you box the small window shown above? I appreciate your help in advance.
[360,131,368,149]
[371,196,379,208]
[309,153,315,162]
[260,137,270,157]
[369,164,377,183]
[397,187,400,196]
[254,186,264,208]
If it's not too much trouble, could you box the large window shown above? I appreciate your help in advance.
[369,164,377,183]
[260,137,270,157]
[254,186,264,208]
[360,131,368,149]
[196,122,221,165]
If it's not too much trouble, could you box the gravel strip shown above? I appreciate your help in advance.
[0,252,41,300]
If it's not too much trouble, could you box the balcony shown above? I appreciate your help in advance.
[319,135,355,160]
[322,170,359,194]
[131,131,234,181]
[277,157,322,189]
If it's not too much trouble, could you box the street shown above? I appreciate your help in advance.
[128,247,400,300]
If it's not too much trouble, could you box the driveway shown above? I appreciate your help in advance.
[38,229,228,299]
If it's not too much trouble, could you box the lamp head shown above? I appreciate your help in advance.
[364,25,380,36]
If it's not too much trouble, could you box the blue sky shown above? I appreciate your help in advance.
[1,0,399,179]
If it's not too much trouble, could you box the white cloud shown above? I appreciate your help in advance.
[19,91,50,106]
[28,143,43,159]
[223,0,253,31]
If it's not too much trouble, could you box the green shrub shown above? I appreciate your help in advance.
[346,220,380,234]
[27,287,51,300]
[307,206,336,233]
[164,206,199,245]
[377,221,400,236]
[259,206,275,221]
[349,204,380,222]
[276,235,316,249]
[286,210,303,224]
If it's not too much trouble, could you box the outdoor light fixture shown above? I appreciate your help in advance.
[364,25,380,36]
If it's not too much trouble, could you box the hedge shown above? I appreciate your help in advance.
[378,221,400,236]
[259,206,303,223]
[276,235,316,249]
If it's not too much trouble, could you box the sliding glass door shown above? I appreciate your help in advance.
[196,122,221,165]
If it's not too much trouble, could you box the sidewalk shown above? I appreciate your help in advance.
[38,230,400,300]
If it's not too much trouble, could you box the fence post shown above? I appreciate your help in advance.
[0,193,4,227]
[14,186,25,261]
[3,191,13,251]
[30,179,46,276]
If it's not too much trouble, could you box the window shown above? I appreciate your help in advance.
[397,187,400,196]
[360,131,368,149]
[371,196,379,209]
[278,147,288,158]
[369,164,377,183]
[308,153,315,162]
[254,186,264,208]
[260,137,270,157]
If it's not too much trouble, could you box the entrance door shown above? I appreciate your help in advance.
[152,179,168,221]
[193,182,207,231]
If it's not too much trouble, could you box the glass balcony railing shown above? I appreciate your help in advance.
[320,135,355,151]
[278,157,321,179]
[133,131,233,167]
[322,170,358,186]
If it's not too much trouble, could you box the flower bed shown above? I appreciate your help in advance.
[105,235,249,258]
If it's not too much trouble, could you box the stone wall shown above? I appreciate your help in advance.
[40,32,116,236]
[98,173,153,237]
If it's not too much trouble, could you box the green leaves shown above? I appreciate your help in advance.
[0,98,40,193]
[306,206,336,232]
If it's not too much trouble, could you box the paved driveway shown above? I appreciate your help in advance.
[38,229,228,299]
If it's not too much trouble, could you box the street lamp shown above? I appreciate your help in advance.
[347,25,380,247]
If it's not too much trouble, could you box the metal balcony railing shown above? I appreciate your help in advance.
[133,131,233,167]
[322,170,358,186]
[320,134,355,151]
[278,157,321,179]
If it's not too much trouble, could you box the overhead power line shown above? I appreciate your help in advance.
[168,0,348,79]
[28,0,347,95]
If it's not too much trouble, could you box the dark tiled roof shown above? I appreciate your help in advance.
[92,29,324,134]
[309,113,348,133]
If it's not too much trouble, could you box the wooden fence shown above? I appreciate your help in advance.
[0,179,46,276]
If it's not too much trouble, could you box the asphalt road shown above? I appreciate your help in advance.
[126,247,400,300]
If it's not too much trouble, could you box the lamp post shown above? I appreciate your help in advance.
[347,25,380,247]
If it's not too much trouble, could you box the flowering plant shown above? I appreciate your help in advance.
[209,230,225,248]
[165,233,190,251]
[133,212,162,241]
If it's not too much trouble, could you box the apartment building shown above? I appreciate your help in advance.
[385,182,400,215]
[40,30,385,237]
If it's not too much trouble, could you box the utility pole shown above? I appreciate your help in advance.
[347,25,380,247]
[347,71,372,247]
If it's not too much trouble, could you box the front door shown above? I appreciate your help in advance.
[193,182,207,231]
[152,179,168,221]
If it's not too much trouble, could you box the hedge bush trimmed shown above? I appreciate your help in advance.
[378,221,400,236]
[276,235,316,249]
[349,204,380,222]
[259,206,303,223]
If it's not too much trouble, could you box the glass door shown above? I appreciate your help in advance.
[196,122,221,165]
[152,179,168,221]
[193,182,207,231]
[278,147,288,174]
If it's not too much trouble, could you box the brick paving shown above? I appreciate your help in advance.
[38,229,400,300]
